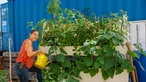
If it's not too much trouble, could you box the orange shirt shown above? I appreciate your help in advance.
[16,39,34,69]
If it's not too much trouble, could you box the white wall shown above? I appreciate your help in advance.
[130,20,146,51]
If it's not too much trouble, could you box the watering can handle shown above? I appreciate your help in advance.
[41,52,47,55]
[37,52,47,56]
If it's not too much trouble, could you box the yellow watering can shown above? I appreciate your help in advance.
[35,53,51,69]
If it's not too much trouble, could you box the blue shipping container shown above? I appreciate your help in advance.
[1,3,14,51]
[0,5,1,50]
[1,3,8,33]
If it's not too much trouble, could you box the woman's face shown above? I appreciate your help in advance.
[30,31,39,42]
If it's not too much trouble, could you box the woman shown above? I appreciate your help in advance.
[15,30,43,82]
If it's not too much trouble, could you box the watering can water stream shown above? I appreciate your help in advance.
[35,53,51,69]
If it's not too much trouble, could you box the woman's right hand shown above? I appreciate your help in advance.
[42,52,47,55]
[37,50,42,54]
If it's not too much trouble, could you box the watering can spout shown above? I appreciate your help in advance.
[46,61,52,65]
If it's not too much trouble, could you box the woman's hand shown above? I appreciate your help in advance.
[42,52,47,55]
[37,50,42,54]
[36,50,47,56]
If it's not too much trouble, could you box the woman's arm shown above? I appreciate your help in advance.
[25,40,41,57]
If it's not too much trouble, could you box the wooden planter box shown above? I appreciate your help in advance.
[79,70,128,82]
[40,46,129,82]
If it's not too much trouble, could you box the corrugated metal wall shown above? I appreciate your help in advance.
[8,0,49,51]
[0,5,1,50]
[0,3,14,51]
[8,0,146,51]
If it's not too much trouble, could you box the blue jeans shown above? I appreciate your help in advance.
[15,63,42,82]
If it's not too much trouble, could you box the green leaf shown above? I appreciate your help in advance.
[89,68,99,77]
[107,68,115,78]
[0,70,8,82]
[68,77,79,82]
[50,64,61,74]
[87,46,96,55]
[112,37,121,45]
[121,60,134,72]
[116,68,124,75]
[104,58,114,69]
[103,34,113,40]
[127,66,134,72]
[76,61,88,73]
[80,46,87,51]
[76,61,86,70]
[94,62,100,69]
[48,46,57,55]
[62,59,71,68]
[133,44,146,56]
[71,68,80,78]
[83,57,93,67]
[97,56,104,65]
[103,45,114,56]
[60,48,67,54]
[101,69,109,80]
[95,49,102,56]
[127,51,139,58]
[55,54,65,62]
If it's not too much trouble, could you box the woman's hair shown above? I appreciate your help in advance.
[30,29,38,34]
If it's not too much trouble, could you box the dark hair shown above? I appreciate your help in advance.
[30,29,38,34]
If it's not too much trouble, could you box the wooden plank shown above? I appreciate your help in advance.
[126,42,138,82]
[2,52,36,82]
[3,57,17,62]
[3,52,19,57]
